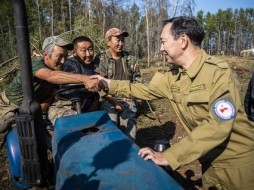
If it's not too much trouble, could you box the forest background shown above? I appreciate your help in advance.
[0,1,254,189]
[0,0,254,89]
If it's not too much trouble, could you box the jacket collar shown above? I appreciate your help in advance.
[172,49,208,82]
[185,49,208,79]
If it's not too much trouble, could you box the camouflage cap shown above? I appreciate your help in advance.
[105,28,129,40]
[42,36,73,51]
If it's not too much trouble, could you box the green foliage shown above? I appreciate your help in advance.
[0,0,15,62]
[0,1,254,66]
[196,8,254,55]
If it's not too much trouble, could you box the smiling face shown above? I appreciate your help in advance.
[107,35,125,54]
[73,41,94,65]
[44,45,68,70]
[160,23,183,64]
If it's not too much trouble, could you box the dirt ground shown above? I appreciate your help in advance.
[0,56,254,189]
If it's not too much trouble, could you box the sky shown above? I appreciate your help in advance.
[195,0,254,14]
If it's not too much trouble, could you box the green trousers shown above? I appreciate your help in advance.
[202,163,254,190]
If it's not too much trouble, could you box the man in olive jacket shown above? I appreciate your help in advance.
[94,17,254,189]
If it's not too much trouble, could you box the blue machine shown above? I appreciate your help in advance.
[53,111,182,190]
[6,129,21,179]
[6,111,182,189]
[6,129,27,189]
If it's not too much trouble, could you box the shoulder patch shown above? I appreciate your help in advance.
[205,57,229,69]
[212,99,236,121]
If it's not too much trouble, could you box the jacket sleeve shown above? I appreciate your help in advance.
[109,72,171,100]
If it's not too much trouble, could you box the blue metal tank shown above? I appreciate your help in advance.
[53,110,182,190]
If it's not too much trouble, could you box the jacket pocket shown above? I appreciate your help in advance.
[187,91,210,103]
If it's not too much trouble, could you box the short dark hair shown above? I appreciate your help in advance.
[163,16,205,46]
[72,36,94,50]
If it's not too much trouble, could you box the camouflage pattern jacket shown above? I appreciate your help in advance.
[94,50,141,83]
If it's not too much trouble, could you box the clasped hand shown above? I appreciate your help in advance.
[89,75,110,92]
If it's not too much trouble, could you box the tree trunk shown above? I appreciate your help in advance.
[144,0,150,67]
[51,0,54,36]
[7,18,14,57]
[102,8,105,36]
[217,25,221,55]
[61,0,66,31]
[68,0,72,31]
[36,0,42,41]
[0,24,4,41]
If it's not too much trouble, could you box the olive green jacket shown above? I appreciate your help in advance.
[108,49,254,170]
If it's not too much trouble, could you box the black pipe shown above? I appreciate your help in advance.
[12,0,34,113]
[12,0,50,187]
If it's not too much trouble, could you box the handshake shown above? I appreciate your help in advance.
[86,75,110,92]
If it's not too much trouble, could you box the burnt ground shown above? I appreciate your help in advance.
[1,56,254,189]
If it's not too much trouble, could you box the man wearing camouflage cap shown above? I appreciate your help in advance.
[0,35,99,133]
[94,28,141,140]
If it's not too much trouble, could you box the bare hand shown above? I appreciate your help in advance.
[138,147,169,166]
[114,104,123,112]
[105,95,123,112]
[90,75,110,91]
[82,76,99,92]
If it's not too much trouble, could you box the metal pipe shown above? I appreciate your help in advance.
[12,0,49,187]
[12,0,34,113]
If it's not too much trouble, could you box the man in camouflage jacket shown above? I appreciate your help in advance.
[94,28,141,140]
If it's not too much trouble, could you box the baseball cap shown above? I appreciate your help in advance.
[42,36,73,51]
[105,28,129,40]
